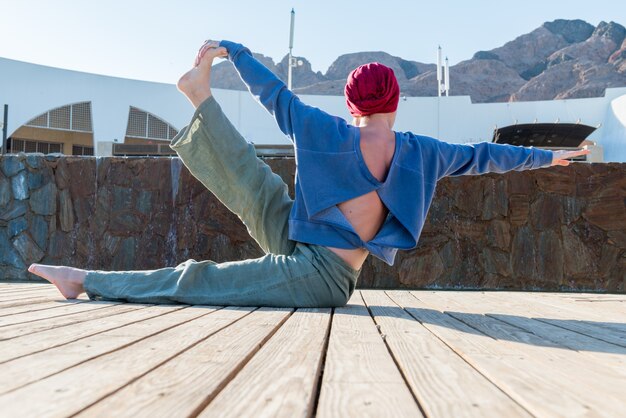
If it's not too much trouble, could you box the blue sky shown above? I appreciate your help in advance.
[1,0,624,83]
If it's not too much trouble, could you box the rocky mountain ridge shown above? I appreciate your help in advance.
[211,19,626,103]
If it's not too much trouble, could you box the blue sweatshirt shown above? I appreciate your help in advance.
[220,41,554,266]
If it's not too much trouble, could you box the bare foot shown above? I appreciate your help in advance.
[28,264,87,299]
[177,40,228,108]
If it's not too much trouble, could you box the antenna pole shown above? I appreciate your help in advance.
[288,8,295,90]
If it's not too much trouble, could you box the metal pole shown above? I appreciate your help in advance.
[1,104,7,154]
[436,46,442,97]
[288,8,295,90]
[444,57,450,96]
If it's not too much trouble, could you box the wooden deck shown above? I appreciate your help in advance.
[0,283,624,417]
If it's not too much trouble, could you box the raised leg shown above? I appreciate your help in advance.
[174,44,294,256]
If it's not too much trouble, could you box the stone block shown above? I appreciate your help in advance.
[30,215,49,252]
[0,266,27,280]
[511,226,536,281]
[486,220,511,250]
[103,233,121,255]
[137,190,153,215]
[562,195,583,225]
[608,231,626,249]
[73,198,93,225]
[562,225,596,278]
[55,159,70,190]
[1,156,25,177]
[530,194,563,231]
[111,237,136,270]
[450,219,486,243]
[509,194,530,226]
[28,171,45,190]
[535,168,576,195]
[480,247,511,277]
[25,154,44,169]
[582,195,626,231]
[48,231,74,259]
[398,249,444,286]
[29,182,57,215]
[536,230,564,285]
[11,171,29,200]
[508,171,534,194]
[0,201,27,221]
[109,211,144,235]
[482,177,508,220]
[451,178,484,218]
[12,233,44,264]
[0,177,11,208]
[66,158,96,198]
[112,186,133,212]
[59,189,75,232]
[599,244,621,278]
[0,229,26,268]
[8,216,28,238]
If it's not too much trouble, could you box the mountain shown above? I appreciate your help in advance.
[211,19,626,103]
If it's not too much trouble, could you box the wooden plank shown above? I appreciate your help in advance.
[0,288,61,303]
[518,292,626,332]
[361,290,531,418]
[0,282,51,291]
[389,291,625,418]
[514,292,626,322]
[0,300,94,327]
[0,306,248,417]
[0,300,124,340]
[469,292,626,375]
[0,304,163,363]
[0,294,66,309]
[0,305,199,395]
[506,292,626,347]
[77,307,292,418]
[387,291,615,417]
[0,284,58,294]
[316,293,423,418]
[414,291,626,392]
[0,284,55,295]
[0,300,88,317]
[197,308,331,418]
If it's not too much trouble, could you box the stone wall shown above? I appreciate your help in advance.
[1,154,624,292]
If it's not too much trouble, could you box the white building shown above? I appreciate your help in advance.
[1,56,625,161]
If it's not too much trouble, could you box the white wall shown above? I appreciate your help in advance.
[1,56,625,160]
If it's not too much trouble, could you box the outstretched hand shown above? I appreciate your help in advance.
[551,148,591,166]
[195,40,228,67]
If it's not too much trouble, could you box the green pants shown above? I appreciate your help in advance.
[84,97,360,308]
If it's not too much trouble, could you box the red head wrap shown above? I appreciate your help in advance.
[344,62,400,117]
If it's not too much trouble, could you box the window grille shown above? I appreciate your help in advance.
[71,103,93,131]
[8,138,64,154]
[49,106,71,130]
[25,102,93,132]
[127,107,148,137]
[72,145,94,156]
[27,113,48,128]
[126,107,178,141]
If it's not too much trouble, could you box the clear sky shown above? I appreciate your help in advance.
[1,0,624,84]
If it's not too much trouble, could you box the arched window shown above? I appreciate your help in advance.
[125,107,178,141]
[8,102,94,155]
[25,102,93,132]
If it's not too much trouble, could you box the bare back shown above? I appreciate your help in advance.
[328,125,396,269]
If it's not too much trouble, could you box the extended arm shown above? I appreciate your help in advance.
[215,40,334,140]
[433,139,590,179]
[435,140,551,178]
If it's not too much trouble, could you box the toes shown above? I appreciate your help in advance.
[28,264,58,283]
